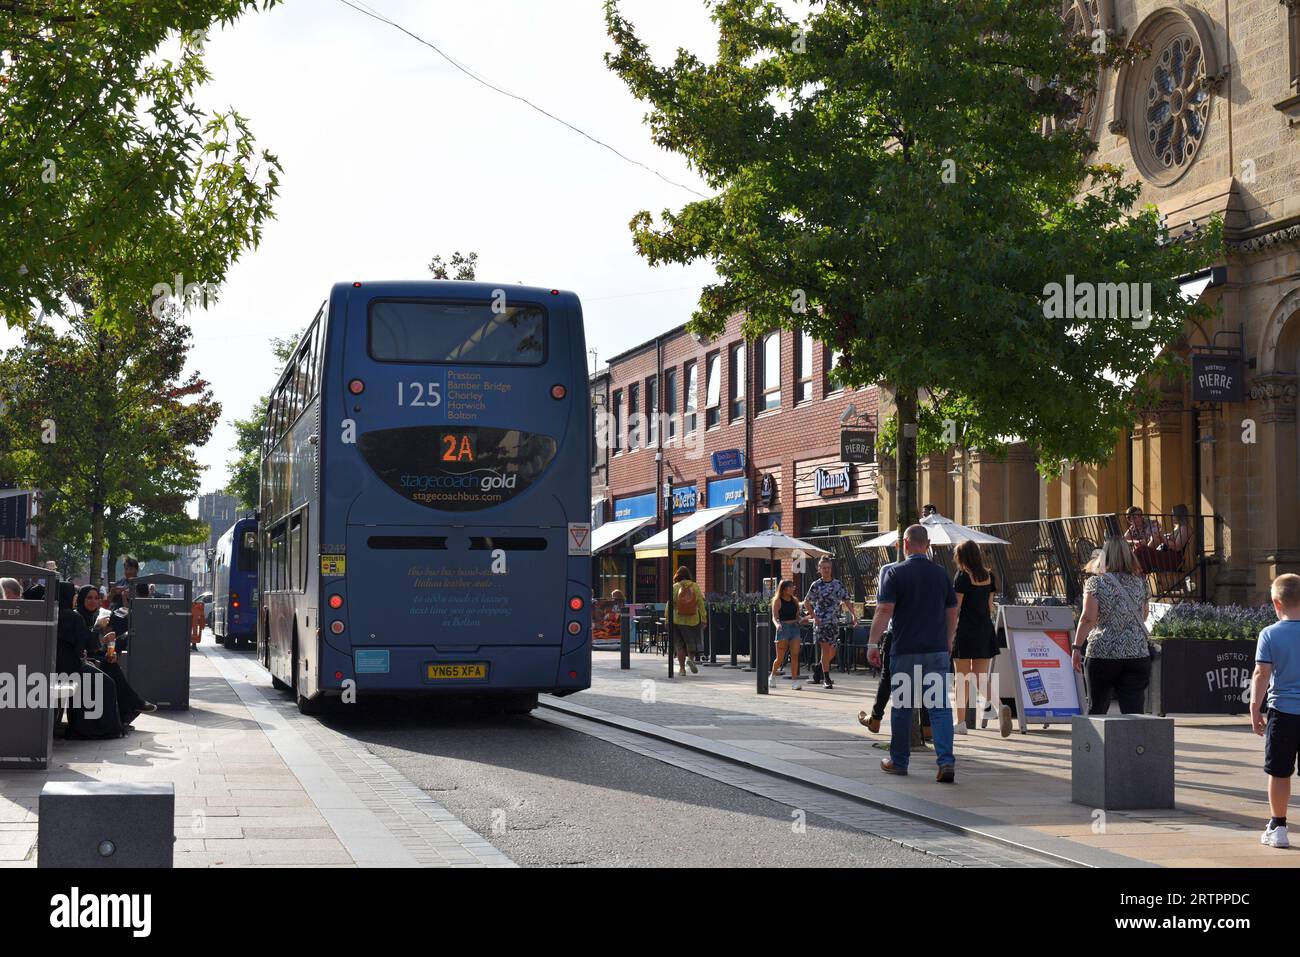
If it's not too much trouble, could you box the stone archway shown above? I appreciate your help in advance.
[1248,295,1300,594]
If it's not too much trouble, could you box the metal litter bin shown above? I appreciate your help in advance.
[0,561,59,771]
[123,575,193,710]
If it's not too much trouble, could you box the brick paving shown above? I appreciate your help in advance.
[0,642,513,868]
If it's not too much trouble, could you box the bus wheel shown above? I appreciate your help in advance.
[271,675,291,693]
[296,693,325,716]
[503,693,539,715]
[214,633,225,645]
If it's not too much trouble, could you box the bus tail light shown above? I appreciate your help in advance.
[568,596,584,612]
[567,622,581,635]
[328,594,344,609]
[231,592,240,609]
[550,384,566,400]
[349,379,365,395]
[335,671,344,680]
[330,621,345,635]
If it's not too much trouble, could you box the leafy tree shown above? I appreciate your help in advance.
[0,283,219,584]
[428,251,479,281]
[604,0,1219,531]
[0,1,282,326]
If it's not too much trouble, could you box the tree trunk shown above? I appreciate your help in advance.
[89,506,105,587]
[894,385,919,535]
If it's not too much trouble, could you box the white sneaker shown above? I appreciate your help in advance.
[791,680,802,690]
[688,659,699,674]
[1262,823,1290,848]
[953,721,969,735]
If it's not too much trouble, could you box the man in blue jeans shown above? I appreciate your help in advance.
[867,524,959,782]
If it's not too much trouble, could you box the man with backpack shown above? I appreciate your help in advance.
[671,566,707,675]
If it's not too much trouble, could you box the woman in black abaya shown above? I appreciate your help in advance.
[56,582,125,739]
[74,585,154,726]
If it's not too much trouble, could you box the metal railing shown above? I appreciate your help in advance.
[803,513,1222,608]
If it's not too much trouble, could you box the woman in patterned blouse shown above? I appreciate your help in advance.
[1071,537,1152,714]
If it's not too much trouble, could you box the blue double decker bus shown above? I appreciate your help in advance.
[258,281,592,714]
[213,516,258,649]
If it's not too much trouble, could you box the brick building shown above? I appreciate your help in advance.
[591,314,880,603]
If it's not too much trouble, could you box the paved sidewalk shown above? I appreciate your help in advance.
[0,641,512,868]
[554,653,1289,868]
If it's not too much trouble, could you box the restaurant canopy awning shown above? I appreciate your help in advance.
[633,503,743,559]
[592,516,654,553]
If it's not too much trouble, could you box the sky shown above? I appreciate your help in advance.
[164,0,727,495]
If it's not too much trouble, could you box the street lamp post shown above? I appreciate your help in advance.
[663,476,675,680]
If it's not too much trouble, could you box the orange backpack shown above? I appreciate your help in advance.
[675,582,698,618]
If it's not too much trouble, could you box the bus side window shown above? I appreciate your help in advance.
[289,514,302,592]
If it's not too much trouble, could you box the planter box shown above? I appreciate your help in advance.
[1154,639,1253,715]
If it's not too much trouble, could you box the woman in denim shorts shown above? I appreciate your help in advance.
[769,579,804,689]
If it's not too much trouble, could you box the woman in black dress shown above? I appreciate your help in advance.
[952,540,1000,734]
[75,585,153,726]
[56,583,126,739]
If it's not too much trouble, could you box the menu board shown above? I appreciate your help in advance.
[997,605,1084,727]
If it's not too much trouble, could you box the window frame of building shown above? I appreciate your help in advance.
[760,332,780,412]
[825,345,844,395]
[646,374,659,446]
[612,389,623,453]
[664,368,678,440]
[797,331,813,403]
[729,343,746,422]
[683,361,698,433]
[800,501,879,536]
[1288,0,1300,94]
[704,352,721,429]
[627,382,641,449]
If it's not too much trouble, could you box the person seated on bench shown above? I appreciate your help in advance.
[57,582,127,739]
[1150,504,1193,572]
[73,585,156,728]
[1,577,20,600]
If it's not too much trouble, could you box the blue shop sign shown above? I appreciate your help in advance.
[707,476,747,508]
[614,492,656,521]
[672,485,698,516]
[712,449,745,474]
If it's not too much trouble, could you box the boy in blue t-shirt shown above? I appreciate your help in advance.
[1252,573,1300,848]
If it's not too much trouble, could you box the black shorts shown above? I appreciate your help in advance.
[1264,708,1300,777]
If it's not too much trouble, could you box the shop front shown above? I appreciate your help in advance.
[793,455,881,600]
[593,491,657,601]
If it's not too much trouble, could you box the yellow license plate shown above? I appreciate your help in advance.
[426,663,488,680]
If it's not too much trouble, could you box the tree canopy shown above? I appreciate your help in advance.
[0,284,219,583]
[0,0,282,326]
[604,0,1219,500]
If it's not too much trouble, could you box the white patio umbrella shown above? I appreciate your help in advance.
[712,527,832,571]
[858,512,1010,549]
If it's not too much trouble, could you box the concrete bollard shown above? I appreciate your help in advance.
[1071,714,1175,810]
[38,782,175,868]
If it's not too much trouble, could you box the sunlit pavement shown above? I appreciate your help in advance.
[563,652,1294,868]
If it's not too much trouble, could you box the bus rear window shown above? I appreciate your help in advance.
[369,301,546,365]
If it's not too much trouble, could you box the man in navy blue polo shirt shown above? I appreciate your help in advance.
[867,524,959,782]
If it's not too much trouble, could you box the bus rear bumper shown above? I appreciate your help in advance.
[322,644,592,695]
